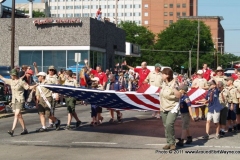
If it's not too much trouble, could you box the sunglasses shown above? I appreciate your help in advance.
[49,69,55,71]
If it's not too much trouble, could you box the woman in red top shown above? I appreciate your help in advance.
[79,69,86,88]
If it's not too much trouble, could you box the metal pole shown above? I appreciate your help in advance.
[196,19,200,71]
[217,51,219,67]
[11,0,16,69]
[115,0,118,27]
[189,50,192,78]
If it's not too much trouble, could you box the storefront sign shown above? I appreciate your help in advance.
[33,18,82,26]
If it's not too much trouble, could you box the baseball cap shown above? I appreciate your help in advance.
[10,69,18,76]
[178,85,188,92]
[36,72,47,77]
[26,69,34,75]
[197,70,203,74]
[155,63,161,68]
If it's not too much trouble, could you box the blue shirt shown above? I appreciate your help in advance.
[205,88,223,113]
[180,94,191,113]
[109,80,121,91]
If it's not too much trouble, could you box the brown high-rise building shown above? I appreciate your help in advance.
[142,0,198,34]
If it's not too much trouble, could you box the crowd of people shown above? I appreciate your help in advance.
[0,61,240,151]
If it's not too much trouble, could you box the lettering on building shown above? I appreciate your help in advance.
[33,18,82,26]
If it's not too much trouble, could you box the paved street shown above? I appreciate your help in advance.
[0,104,240,160]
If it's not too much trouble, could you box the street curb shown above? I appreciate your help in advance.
[0,109,38,119]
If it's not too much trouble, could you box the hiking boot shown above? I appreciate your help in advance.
[202,134,209,140]
[47,124,54,128]
[215,134,220,139]
[36,127,47,132]
[76,121,81,128]
[176,139,184,147]
[7,130,14,137]
[162,144,170,150]
[64,125,72,130]
[185,136,193,144]
[20,129,28,135]
[228,128,232,132]
[170,144,176,150]
[55,120,61,131]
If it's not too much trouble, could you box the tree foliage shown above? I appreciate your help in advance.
[24,10,45,18]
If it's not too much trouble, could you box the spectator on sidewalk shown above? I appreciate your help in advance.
[96,8,102,20]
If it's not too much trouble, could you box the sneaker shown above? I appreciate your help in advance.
[155,113,160,119]
[215,134,220,139]
[20,129,28,135]
[36,127,47,132]
[47,124,54,128]
[55,120,61,131]
[109,118,114,123]
[162,144,170,150]
[194,117,200,122]
[228,128,233,132]
[76,121,81,128]
[7,130,14,137]
[202,134,209,139]
[64,125,72,130]
[99,116,104,124]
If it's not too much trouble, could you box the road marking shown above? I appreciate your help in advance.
[13,141,48,143]
[72,142,117,145]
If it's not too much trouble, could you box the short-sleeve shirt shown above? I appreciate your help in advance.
[192,78,208,89]
[219,88,229,106]
[63,79,78,87]
[202,69,211,81]
[233,79,240,88]
[2,78,29,103]
[205,88,223,113]
[227,86,239,104]
[90,70,107,86]
[180,95,191,113]
[144,70,163,87]
[46,74,59,84]
[134,68,150,86]
[159,80,179,112]
[36,81,53,98]
[213,76,227,86]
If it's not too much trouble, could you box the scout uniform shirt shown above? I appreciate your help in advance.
[226,86,240,104]
[159,80,179,112]
[46,74,59,85]
[144,70,163,87]
[191,78,208,89]
[219,87,229,107]
[213,75,227,85]
[233,79,240,88]
[63,78,78,87]
[2,78,29,103]
[36,81,53,99]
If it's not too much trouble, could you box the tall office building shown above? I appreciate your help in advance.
[48,0,142,25]
[142,0,198,34]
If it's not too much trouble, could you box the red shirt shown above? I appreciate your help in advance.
[232,73,238,80]
[90,69,107,85]
[202,69,211,81]
[80,77,86,87]
[134,68,150,86]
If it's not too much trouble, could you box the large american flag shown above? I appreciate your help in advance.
[41,84,207,111]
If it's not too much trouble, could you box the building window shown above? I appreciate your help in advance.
[144,12,148,16]
[83,13,89,17]
[169,4,173,8]
[164,20,168,25]
[169,12,173,16]
[66,6,73,9]
[144,20,148,25]
[177,3,180,8]
[74,13,81,17]
[74,6,81,9]
[182,12,186,16]
[177,12,180,16]
[144,4,148,8]
[164,12,168,16]
[169,20,173,24]
[182,3,186,8]
[66,14,73,17]
[164,4,168,8]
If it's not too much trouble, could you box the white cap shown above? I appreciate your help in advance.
[36,72,47,77]
[197,70,203,75]
[91,77,99,81]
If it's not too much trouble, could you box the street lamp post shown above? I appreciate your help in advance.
[11,0,16,69]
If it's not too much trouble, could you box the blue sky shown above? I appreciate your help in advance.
[3,0,240,56]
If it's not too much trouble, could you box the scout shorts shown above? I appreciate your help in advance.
[227,103,238,120]
[65,97,76,113]
[38,97,53,118]
[207,110,220,123]
[12,101,24,111]
[181,113,190,129]
[219,107,228,125]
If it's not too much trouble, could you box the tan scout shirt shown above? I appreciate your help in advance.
[227,86,240,104]
[219,88,229,106]
[63,79,78,87]
[46,75,59,84]
[145,70,163,87]
[213,76,227,85]
[2,78,29,103]
[233,79,240,88]
[192,78,208,89]
[36,81,53,98]
[159,80,179,112]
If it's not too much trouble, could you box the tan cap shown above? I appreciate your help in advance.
[48,66,55,70]
[197,70,203,75]
[216,66,223,71]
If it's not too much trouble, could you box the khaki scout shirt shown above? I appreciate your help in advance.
[233,79,240,88]
[46,74,59,84]
[63,78,78,87]
[219,88,229,106]
[213,76,227,85]
[159,80,179,112]
[226,86,240,104]
[2,78,29,103]
[144,70,163,87]
[36,80,53,98]
[192,78,208,89]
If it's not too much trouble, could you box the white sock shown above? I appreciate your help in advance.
[42,126,46,129]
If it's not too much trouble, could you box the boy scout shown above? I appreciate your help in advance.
[63,70,81,130]
[0,69,37,136]
[212,67,227,85]
[191,70,209,121]
[233,68,240,130]
[35,72,61,132]
[226,77,240,132]
[144,63,163,119]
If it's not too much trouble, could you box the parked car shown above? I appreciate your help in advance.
[224,68,235,77]
[0,66,11,102]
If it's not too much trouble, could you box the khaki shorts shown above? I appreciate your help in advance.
[181,113,190,129]
[12,101,24,111]
[207,110,220,123]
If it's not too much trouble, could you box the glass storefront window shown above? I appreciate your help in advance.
[43,50,66,72]
[90,51,106,70]
[19,50,42,69]
[67,50,89,68]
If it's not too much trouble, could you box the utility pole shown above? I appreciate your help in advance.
[115,0,118,27]
[196,19,200,71]
[189,50,192,77]
[11,0,16,69]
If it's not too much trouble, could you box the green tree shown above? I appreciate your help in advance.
[154,19,214,73]
[218,53,240,68]
[24,10,45,18]
[118,21,155,66]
